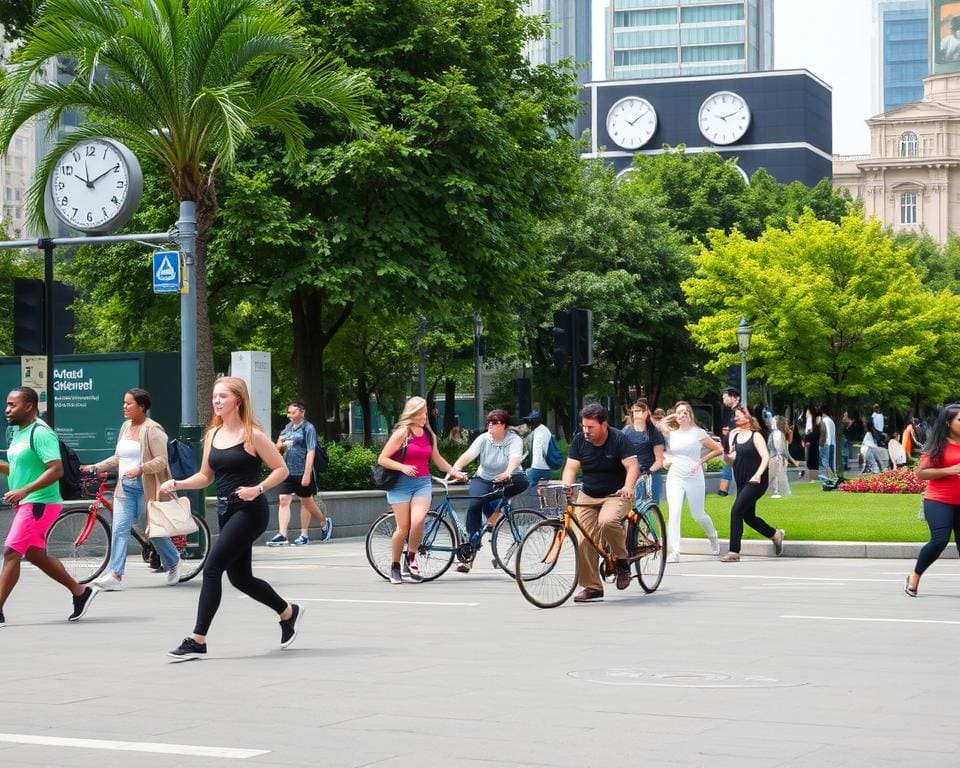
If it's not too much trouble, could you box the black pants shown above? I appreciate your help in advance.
[466,475,530,537]
[194,496,287,635]
[915,499,960,576]
[728,482,775,553]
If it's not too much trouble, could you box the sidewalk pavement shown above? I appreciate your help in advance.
[678,536,939,560]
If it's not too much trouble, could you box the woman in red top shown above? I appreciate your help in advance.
[906,404,960,596]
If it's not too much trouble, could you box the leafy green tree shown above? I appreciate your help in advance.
[0,0,370,421]
[683,213,958,410]
[0,2,37,43]
[212,0,582,435]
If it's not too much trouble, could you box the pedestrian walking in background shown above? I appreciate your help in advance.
[717,388,740,496]
[719,405,784,562]
[0,387,97,626]
[622,398,665,504]
[522,410,555,490]
[905,404,960,597]
[268,401,332,547]
[660,401,723,562]
[859,416,884,474]
[768,415,801,498]
[871,404,885,434]
[819,405,837,480]
[378,397,460,584]
[161,376,301,661]
[80,388,181,590]
[801,405,821,481]
[840,410,855,471]
[448,409,529,574]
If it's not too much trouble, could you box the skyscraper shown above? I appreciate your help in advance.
[873,0,928,113]
[608,0,774,81]
[524,1,592,86]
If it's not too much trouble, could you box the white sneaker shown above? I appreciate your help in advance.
[166,560,182,586]
[94,572,123,591]
[666,553,680,564]
[709,535,721,556]
[771,493,782,499]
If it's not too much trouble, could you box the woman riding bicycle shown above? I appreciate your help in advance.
[447,409,529,573]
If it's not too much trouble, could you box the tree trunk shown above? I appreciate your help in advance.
[443,377,457,436]
[357,371,372,447]
[289,287,354,441]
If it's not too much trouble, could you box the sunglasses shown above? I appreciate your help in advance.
[486,419,503,425]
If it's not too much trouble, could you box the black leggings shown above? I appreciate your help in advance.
[914,499,960,576]
[728,482,775,553]
[194,496,287,635]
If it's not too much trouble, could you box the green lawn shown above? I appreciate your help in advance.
[677,481,928,543]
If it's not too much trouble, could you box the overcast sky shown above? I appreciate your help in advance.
[774,0,874,154]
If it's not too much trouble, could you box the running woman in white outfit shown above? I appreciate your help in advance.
[660,401,723,562]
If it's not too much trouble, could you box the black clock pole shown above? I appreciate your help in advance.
[39,237,56,428]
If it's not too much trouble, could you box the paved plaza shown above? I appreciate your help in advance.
[1,536,957,767]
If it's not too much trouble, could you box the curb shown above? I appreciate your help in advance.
[678,537,939,560]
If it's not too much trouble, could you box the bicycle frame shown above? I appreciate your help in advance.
[423,476,510,560]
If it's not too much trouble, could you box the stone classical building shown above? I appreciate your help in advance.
[833,72,960,245]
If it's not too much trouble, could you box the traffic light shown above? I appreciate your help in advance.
[552,310,571,366]
[13,278,75,355]
[552,308,593,367]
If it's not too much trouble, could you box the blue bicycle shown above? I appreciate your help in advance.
[365,476,547,581]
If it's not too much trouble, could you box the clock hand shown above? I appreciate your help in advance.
[626,108,649,126]
[84,159,93,188]
[88,163,120,186]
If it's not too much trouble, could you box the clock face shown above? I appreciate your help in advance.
[606,96,658,150]
[49,138,143,233]
[698,91,751,146]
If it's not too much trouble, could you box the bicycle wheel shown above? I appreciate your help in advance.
[365,512,397,581]
[634,504,666,593]
[492,508,546,578]
[415,511,456,582]
[45,509,111,584]
[176,514,211,583]
[515,518,579,609]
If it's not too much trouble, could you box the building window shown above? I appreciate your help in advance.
[614,8,677,27]
[899,131,919,157]
[900,192,918,224]
[680,43,744,63]
[680,4,745,23]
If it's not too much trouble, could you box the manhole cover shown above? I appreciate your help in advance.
[567,669,806,689]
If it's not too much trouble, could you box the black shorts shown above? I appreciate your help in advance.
[276,476,317,498]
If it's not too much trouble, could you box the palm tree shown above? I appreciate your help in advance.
[0,0,370,421]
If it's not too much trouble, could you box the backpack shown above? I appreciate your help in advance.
[313,442,329,474]
[29,424,82,500]
[167,438,198,480]
[545,433,564,470]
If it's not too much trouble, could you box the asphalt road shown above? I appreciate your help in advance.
[0,537,956,767]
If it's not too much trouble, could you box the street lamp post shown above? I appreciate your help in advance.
[473,312,483,432]
[737,317,752,404]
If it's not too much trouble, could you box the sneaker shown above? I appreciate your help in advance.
[719,552,741,562]
[406,552,421,580]
[266,534,289,547]
[666,554,680,564]
[798,470,806,479]
[615,559,632,591]
[771,493,782,499]
[93,572,123,591]
[0,611,5,627]
[456,561,473,574]
[716,489,729,497]
[280,604,305,649]
[292,534,310,546]
[68,586,98,622]
[773,529,785,556]
[320,517,334,541]
[573,588,604,603]
[709,534,721,556]
[167,637,207,662]
[389,563,402,584]
[166,560,181,586]
[904,575,918,597]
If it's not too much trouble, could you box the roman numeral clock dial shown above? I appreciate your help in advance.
[48,138,144,234]
[606,96,658,150]
[698,91,751,146]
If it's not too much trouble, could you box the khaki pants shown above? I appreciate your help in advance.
[574,492,630,591]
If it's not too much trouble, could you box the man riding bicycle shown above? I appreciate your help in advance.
[562,402,639,603]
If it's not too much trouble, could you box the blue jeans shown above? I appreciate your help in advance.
[819,444,835,474]
[109,477,179,575]
[466,475,530,538]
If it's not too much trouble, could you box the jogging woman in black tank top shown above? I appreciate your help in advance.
[160,377,302,661]
[719,404,784,562]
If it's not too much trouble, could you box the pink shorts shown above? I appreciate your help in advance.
[4,502,63,555]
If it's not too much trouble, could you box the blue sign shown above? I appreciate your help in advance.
[152,250,181,293]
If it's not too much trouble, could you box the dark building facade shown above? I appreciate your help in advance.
[579,69,833,186]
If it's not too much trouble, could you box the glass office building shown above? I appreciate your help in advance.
[525,1,593,86]
[874,1,928,112]
[610,0,773,80]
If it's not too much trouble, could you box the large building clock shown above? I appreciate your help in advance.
[697,91,751,146]
[606,96,658,150]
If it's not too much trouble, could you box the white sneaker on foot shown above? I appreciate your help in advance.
[709,535,720,556]
[166,560,181,586]
[94,572,123,591]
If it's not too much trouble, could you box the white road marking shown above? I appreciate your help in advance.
[742,583,841,589]
[293,597,479,607]
[678,573,898,583]
[782,615,960,626]
[0,733,268,759]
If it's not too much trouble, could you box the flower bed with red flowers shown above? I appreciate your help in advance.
[839,468,926,494]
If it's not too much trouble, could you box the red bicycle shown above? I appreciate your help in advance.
[44,473,211,584]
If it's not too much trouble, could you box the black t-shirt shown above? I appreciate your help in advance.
[622,424,665,471]
[567,426,636,497]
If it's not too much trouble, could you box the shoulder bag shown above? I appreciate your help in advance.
[146,490,198,538]
[372,433,410,490]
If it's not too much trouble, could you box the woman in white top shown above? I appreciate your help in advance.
[659,401,723,562]
[80,388,179,590]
